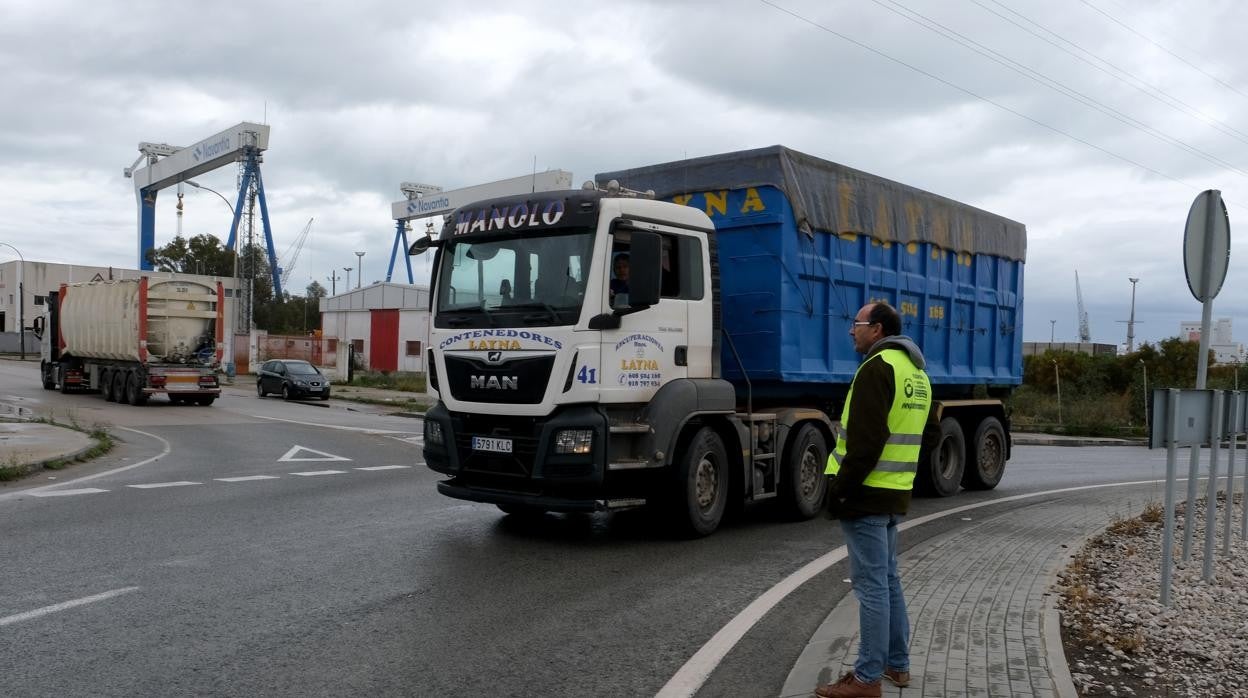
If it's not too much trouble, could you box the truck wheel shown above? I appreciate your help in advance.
[779,423,828,520]
[670,427,730,537]
[964,417,1006,490]
[915,417,964,497]
[101,371,115,402]
[195,396,216,406]
[40,362,55,390]
[58,369,72,394]
[125,373,148,406]
[112,372,127,403]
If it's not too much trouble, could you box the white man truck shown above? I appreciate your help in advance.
[34,277,224,406]
[414,146,1026,536]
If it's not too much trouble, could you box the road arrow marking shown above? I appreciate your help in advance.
[278,445,351,462]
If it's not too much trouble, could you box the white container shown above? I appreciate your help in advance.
[60,278,220,364]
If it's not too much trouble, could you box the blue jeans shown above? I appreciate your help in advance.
[840,513,909,683]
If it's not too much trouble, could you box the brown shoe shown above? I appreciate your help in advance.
[883,667,911,687]
[814,671,882,698]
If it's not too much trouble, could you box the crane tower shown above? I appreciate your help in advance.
[1075,270,1091,342]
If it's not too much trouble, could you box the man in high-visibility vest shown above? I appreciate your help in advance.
[815,302,932,698]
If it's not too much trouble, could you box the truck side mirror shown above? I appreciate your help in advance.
[628,231,662,308]
[31,316,44,340]
[407,235,434,255]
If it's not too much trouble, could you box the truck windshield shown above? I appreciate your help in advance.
[435,228,594,328]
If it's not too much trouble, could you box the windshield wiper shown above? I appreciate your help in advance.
[506,302,562,323]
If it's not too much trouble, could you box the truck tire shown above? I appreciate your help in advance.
[101,370,116,402]
[964,417,1006,490]
[779,423,828,520]
[669,426,730,537]
[497,503,546,518]
[194,396,216,406]
[112,372,126,403]
[58,368,72,394]
[125,373,148,406]
[40,362,55,390]
[915,417,964,497]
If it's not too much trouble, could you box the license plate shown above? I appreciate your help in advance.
[472,436,513,453]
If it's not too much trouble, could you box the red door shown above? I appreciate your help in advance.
[370,309,399,371]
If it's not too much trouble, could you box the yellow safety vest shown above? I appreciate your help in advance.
[826,348,932,490]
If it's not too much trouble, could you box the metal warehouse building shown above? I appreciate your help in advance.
[319,283,430,374]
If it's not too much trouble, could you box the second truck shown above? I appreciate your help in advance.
[413,146,1026,535]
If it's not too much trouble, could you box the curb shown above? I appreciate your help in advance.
[1,437,104,480]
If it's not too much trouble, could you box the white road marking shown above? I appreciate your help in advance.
[278,445,351,462]
[29,488,108,498]
[251,414,415,435]
[126,481,200,489]
[355,465,411,471]
[656,477,1171,698]
[0,586,140,627]
[0,427,171,503]
[215,475,281,483]
[289,470,348,476]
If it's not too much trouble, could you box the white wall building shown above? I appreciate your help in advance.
[320,282,430,374]
[1180,318,1245,363]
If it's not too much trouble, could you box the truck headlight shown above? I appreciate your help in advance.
[426,420,444,446]
[554,429,593,455]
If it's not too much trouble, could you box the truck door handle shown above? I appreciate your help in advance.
[675,346,687,366]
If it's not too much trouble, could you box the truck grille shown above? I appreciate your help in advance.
[453,413,542,477]
[444,355,554,405]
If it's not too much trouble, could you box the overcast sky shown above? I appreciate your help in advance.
[2,0,1246,348]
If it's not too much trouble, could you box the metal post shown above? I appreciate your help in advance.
[1140,361,1148,427]
[1050,319,1055,343]
[1127,277,1139,353]
[1161,389,1180,606]
[1224,392,1239,556]
[1203,391,1224,581]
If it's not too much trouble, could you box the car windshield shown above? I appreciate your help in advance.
[285,363,319,375]
[434,228,594,328]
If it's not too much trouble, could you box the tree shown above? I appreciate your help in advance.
[306,280,328,298]
[145,234,236,276]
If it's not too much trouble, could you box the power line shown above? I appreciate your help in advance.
[756,1,1224,197]
[1079,0,1248,104]
[868,0,1248,181]
[974,0,1248,148]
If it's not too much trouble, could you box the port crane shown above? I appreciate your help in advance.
[279,218,314,289]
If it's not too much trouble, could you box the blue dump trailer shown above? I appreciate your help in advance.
[417,146,1025,536]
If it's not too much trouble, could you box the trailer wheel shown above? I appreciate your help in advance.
[194,396,215,406]
[669,427,729,537]
[125,373,148,406]
[964,417,1006,490]
[58,368,72,394]
[915,417,964,497]
[779,423,828,520]
[101,370,116,402]
[40,362,55,390]
[111,372,126,403]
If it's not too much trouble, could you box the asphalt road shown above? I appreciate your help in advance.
[0,360,1175,697]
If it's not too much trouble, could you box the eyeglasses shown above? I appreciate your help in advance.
[851,321,876,328]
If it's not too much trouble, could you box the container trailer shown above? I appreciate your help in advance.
[33,277,224,405]
[412,146,1026,535]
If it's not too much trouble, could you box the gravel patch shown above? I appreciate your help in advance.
[1055,492,1248,697]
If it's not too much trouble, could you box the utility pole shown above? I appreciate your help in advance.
[1127,277,1139,353]
[327,271,339,296]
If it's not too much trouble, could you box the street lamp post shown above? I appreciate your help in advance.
[354,251,365,289]
[1050,319,1056,343]
[344,267,353,291]
[1127,277,1140,353]
[0,243,26,361]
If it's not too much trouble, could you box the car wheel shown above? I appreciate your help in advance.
[282,384,291,400]
[257,382,265,398]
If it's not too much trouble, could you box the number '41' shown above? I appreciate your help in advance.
[577,366,597,384]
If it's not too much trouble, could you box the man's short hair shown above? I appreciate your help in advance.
[868,302,902,337]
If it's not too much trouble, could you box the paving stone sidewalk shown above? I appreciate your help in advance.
[780,486,1162,697]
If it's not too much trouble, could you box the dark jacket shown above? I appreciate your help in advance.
[825,335,928,519]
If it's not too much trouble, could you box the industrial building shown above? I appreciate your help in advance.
[319,283,430,376]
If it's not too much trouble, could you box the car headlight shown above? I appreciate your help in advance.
[426,420,444,446]
[554,429,593,455]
